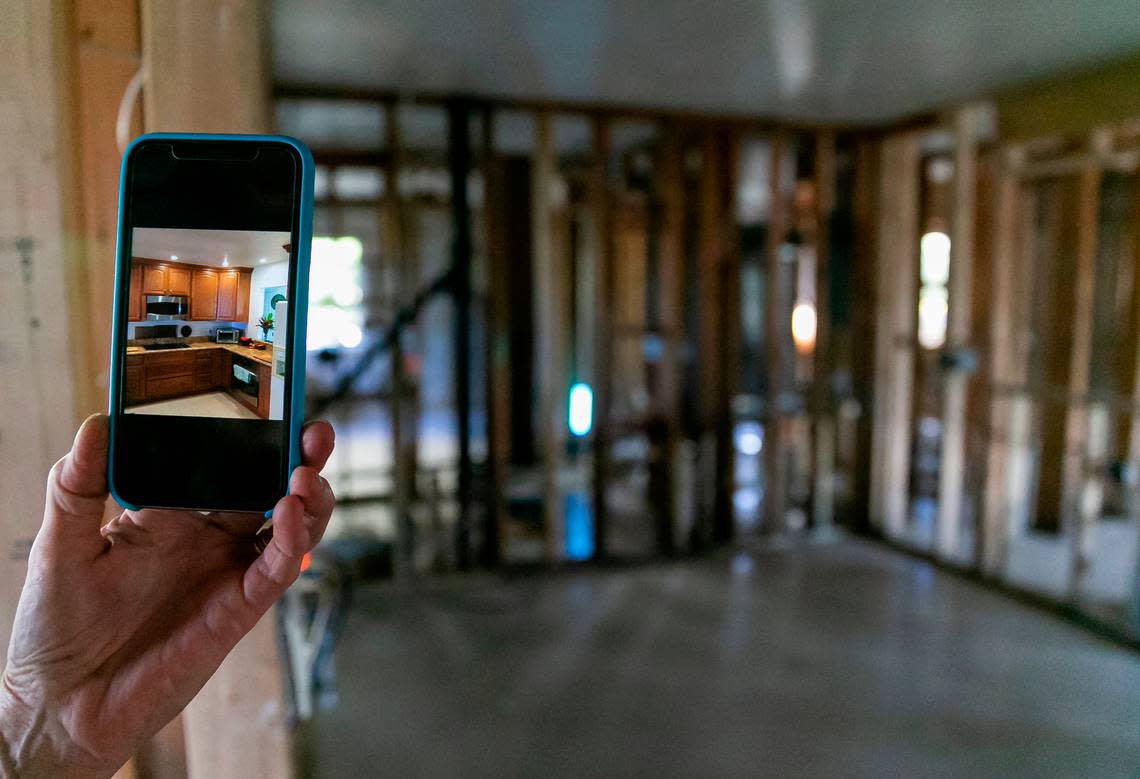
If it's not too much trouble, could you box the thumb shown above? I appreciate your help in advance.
[41,414,111,556]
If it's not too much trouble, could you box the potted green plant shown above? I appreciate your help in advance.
[258,313,274,340]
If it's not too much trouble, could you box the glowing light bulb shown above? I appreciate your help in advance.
[568,383,593,437]
[791,301,817,354]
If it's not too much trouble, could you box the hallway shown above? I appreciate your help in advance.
[310,537,1140,778]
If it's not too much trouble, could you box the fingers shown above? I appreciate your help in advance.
[301,420,335,471]
[289,465,335,547]
[41,414,111,558]
[241,495,309,615]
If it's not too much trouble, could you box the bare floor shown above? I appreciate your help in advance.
[126,391,258,419]
[310,537,1140,778]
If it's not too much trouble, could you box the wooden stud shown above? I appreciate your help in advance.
[136,2,293,775]
[1065,130,1110,598]
[590,117,613,560]
[481,108,509,566]
[532,112,568,561]
[653,124,685,553]
[764,132,791,534]
[448,100,474,569]
[812,131,837,529]
[936,106,982,561]
[849,137,880,532]
[979,144,1026,575]
[869,132,920,539]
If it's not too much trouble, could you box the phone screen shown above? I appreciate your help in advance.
[111,138,304,512]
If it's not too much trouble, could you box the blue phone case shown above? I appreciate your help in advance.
[108,133,315,516]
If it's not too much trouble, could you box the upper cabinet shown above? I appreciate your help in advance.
[190,269,219,320]
[141,263,168,295]
[127,265,142,321]
[216,270,239,321]
[130,260,253,324]
[167,266,192,296]
[139,262,192,296]
[235,271,252,324]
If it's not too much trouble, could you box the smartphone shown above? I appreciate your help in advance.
[108,133,313,513]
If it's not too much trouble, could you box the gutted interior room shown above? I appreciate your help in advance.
[4,1,1140,777]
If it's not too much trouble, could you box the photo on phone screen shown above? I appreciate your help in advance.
[123,228,292,421]
[111,136,310,512]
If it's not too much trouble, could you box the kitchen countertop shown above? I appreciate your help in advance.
[126,341,275,366]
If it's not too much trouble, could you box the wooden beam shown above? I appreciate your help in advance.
[0,0,83,658]
[764,132,791,534]
[532,111,568,561]
[448,100,474,569]
[812,131,837,529]
[936,105,982,562]
[849,136,881,533]
[713,130,741,543]
[590,117,613,560]
[979,144,1027,575]
[272,82,931,135]
[869,132,920,539]
[1065,130,1110,599]
[137,2,292,776]
[481,108,509,566]
[653,124,685,554]
[140,0,270,133]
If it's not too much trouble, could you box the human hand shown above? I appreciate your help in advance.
[0,414,335,778]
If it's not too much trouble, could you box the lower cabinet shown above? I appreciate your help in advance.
[125,360,145,404]
[127,348,233,405]
[146,373,195,400]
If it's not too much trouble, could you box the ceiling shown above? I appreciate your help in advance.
[132,228,292,268]
[272,0,1140,123]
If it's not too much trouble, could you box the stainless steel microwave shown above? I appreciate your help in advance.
[145,294,190,320]
[214,327,241,343]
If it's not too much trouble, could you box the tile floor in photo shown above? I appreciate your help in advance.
[125,391,259,419]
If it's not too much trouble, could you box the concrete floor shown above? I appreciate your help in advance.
[309,537,1140,778]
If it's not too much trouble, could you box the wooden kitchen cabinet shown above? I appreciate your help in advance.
[127,265,142,321]
[141,263,168,295]
[216,270,239,321]
[167,266,192,295]
[235,270,252,323]
[193,351,219,392]
[124,359,145,404]
[191,269,218,320]
[256,361,271,419]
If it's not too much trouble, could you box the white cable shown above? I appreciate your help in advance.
[115,67,146,155]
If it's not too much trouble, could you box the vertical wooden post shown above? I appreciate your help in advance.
[980,144,1026,575]
[654,124,685,554]
[1066,130,1110,598]
[448,100,474,569]
[0,0,83,653]
[936,106,981,561]
[869,132,919,539]
[590,117,613,560]
[481,108,508,566]
[764,132,790,533]
[849,137,881,532]
[812,131,837,529]
[384,100,416,579]
[532,112,567,562]
[136,2,292,776]
[714,130,741,543]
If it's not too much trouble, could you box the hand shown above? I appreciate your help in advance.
[0,415,335,778]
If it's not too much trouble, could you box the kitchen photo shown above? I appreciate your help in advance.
[122,227,293,420]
